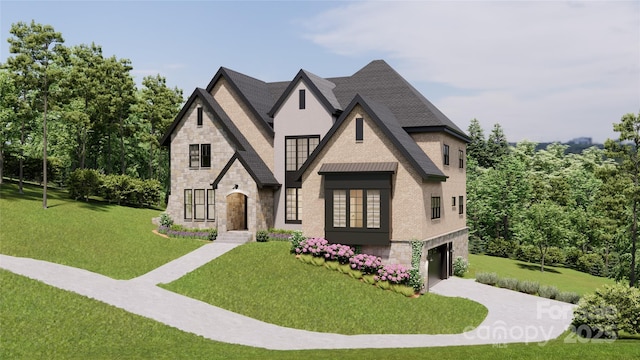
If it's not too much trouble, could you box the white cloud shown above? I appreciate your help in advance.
[304,1,640,142]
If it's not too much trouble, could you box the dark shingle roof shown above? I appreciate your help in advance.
[268,70,341,117]
[206,67,275,130]
[297,94,447,182]
[161,88,279,189]
[329,60,466,137]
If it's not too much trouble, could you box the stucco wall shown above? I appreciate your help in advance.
[272,80,334,230]
[210,77,274,171]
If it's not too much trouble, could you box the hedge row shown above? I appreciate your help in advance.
[68,169,162,207]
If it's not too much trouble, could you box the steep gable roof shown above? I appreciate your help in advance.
[268,69,341,117]
[212,150,279,189]
[205,67,275,132]
[160,88,279,188]
[297,94,447,182]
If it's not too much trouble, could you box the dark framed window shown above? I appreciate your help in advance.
[286,187,302,223]
[356,117,363,142]
[459,150,464,168]
[285,135,320,171]
[431,196,441,219]
[207,189,215,220]
[299,89,306,109]
[194,189,205,220]
[197,107,203,126]
[201,144,211,168]
[452,196,456,207]
[324,173,391,245]
[443,145,450,166]
[184,189,193,220]
[189,144,199,168]
[459,196,464,215]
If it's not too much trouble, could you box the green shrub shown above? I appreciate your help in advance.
[564,246,582,269]
[407,268,423,292]
[289,230,306,253]
[545,246,565,266]
[68,168,101,201]
[453,256,468,277]
[514,244,540,263]
[256,230,269,242]
[497,277,519,290]
[362,274,377,285]
[556,291,581,304]
[475,272,499,286]
[208,228,217,241]
[538,285,559,299]
[376,280,391,290]
[159,213,174,227]
[410,240,422,269]
[577,253,605,277]
[573,284,640,337]
[517,280,540,295]
[486,237,512,258]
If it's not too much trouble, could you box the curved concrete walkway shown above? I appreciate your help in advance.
[0,244,575,350]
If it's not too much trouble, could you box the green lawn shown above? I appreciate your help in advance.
[161,241,487,335]
[0,182,204,279]
[2,269,638,359]
[464,254,617,295]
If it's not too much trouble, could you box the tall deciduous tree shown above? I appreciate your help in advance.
[605,112,640,287]
[6,21,66,208]
[139,74,182,179]
[0,69,19,184]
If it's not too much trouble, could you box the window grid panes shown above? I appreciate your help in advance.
[349,189,363,228]
[297,138,308,172]
[285,136,320,172]
[184,189,193,220]
[207,189,215,220]
[459,150,464,168]
[285,138,297,171]
[431,196,441,219]
[366,190,380,229]
[286,188,298,221]
[194,189,205,220]
[189,144,199,168]
[333,190,347,228]
[201,144,211,168]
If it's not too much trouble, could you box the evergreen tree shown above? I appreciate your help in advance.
[467,118,489,167]
[486,123,509,168]
[605,112,640,287]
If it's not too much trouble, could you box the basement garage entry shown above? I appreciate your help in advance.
[427,242,453,289]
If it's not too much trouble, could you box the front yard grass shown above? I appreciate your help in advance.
[0,182,204,279]
[2,269,638,359]
[464,254,617,295]
[161,241,487,335]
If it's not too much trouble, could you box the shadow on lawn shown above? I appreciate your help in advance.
[516,262,562,274]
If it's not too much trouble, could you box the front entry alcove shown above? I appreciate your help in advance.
[226,192,247,231]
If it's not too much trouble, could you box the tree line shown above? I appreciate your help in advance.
[0,21,183,207]
[466,115,639,287]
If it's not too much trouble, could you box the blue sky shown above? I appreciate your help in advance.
[2,1,639,143]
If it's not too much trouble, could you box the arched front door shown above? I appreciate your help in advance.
[226,192,247,230]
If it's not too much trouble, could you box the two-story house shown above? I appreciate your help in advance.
[161,60,469,288]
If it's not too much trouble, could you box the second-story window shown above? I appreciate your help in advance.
[285,136,320,171]
[201,144,211,168]
[443,144,450,166]
[459,149,464,168]
[189,144,199,168]
[299,89,306,109]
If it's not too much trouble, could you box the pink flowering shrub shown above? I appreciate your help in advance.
[375,264,411,285]
[324,243,355,264]
[295,237,328,257]
[349,253,383,274]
